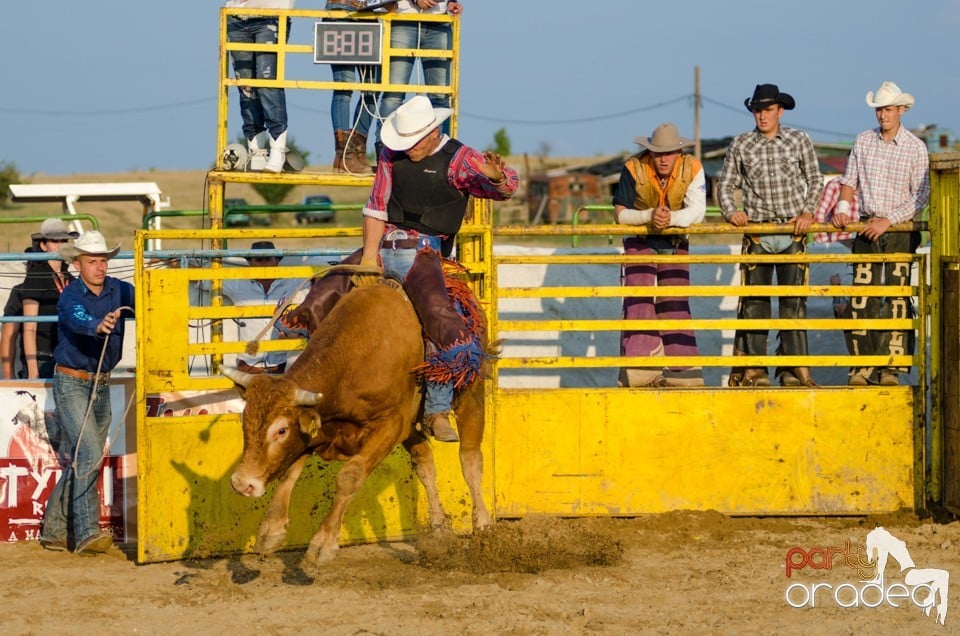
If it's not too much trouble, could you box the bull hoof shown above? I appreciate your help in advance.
[255,531,287,554]
[304,541,339,567]
[474,512,493,532]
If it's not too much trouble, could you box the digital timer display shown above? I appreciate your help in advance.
[313,21,383,65]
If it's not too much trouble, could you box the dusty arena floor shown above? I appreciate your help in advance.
[3,511,957,634]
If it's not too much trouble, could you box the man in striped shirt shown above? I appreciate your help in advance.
[718,84,823,387]
[832,81,930,386]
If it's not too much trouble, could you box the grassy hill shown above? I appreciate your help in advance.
[1,155,614,252]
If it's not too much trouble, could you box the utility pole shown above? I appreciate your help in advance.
[694,65,702,161]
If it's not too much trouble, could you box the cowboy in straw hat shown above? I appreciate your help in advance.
[613,122,706,388]
[717,83,823,388]
[831,81,929,386]
[40,228,134,555]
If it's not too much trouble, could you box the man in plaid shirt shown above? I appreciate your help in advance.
[831,81,930,386]
[718,84,823,387]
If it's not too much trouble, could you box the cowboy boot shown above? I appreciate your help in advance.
[247,131,269,171]
[344,132,371,173]
[779,367,816,387]
[618,368,663,388]
[333,130,349,173]
[422,412,459,443]
[741,368,771,387]
[264,130,287,173]
[793,367,817,387]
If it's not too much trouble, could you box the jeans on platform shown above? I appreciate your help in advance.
[40,371,112,545]
[378,20,452,139]
[227,16,289,140]
[331,64,379,136]
[380,233,454,415]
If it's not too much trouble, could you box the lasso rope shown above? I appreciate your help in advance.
[72,305,134,479]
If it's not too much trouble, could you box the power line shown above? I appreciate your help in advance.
[0,92,856,137]
[459,95,691,125]
[0,98,215,116]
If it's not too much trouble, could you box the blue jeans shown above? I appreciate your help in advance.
[40,371,112,545]
[377,20,452,140]
[227,16,289,140]
[380,233,454,415]
[331,64,379,136]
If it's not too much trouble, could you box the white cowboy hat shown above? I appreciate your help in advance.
[380,95,453,151]
[31,217,79,242]
[60,230,121,261]
[634,122,695,153]
[865,81,914,110]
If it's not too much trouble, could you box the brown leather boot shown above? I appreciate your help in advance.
[344,132,371,173]
[332,130,348,172]
[741,368,771,387]
[618,368,663,388]
[423,412,459,443]
[779,367,817,387]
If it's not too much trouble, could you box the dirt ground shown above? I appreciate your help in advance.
[2,510,958,635]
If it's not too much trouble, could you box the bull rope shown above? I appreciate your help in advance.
[243,263,382,356]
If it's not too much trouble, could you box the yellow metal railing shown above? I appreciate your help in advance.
[492,221,927,383]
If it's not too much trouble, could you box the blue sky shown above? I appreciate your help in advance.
[4,1,958,175]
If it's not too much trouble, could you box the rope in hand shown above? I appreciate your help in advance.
[72,305,134,480]
[243,263,381,356]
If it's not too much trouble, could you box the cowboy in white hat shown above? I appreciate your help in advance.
[832,81,929,386]
[717,83,823,388]
[285,95,517,442]
[39,229,134,555]
[613,122,706,388]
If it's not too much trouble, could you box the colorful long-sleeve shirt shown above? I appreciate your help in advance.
[718,127,823,222]
[363,136,519,222]
[839,125,930,225]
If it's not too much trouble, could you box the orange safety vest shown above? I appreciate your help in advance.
[625,153,701,211]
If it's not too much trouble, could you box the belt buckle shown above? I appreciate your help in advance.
[385,229,409,251]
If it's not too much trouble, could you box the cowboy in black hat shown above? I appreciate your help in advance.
[717,83,823,388]
[743,84,796,112]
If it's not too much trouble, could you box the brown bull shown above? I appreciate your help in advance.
[223,283,490,567]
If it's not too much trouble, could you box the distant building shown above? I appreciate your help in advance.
[914,124,957,153]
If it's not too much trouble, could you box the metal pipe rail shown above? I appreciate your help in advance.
[0,213,100,232]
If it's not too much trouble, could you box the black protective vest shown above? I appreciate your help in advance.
[387,139,468,238]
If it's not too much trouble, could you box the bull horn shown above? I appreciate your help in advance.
[222,367,257,388]
[294,388,322,406]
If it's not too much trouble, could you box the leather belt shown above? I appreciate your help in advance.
[55,364,111,383]
[380,238,423,250]
[236,360,286,375]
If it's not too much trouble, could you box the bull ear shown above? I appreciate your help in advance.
[294,388,322,406]
[222,367,256,396]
